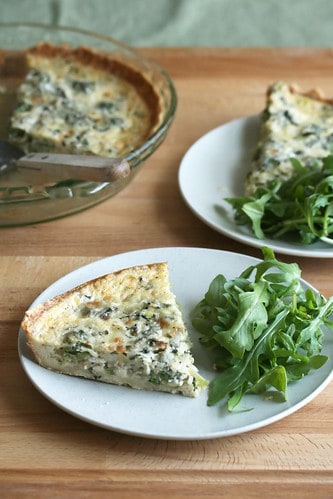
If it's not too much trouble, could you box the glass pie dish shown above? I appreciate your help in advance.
[0,23,177,226]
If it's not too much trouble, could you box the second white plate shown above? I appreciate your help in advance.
[18,247,333,440]
[179,115,333,258]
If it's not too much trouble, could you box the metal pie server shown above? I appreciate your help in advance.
[0,140,130,183]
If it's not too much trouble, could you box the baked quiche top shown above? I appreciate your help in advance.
[8,42,161,158]
[21,262,208,398]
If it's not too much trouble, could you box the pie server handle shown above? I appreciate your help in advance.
[15,152,130,182]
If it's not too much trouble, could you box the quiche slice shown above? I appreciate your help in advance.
[8,42,161,158]
[245,80,333,195]
[21,262,208,398]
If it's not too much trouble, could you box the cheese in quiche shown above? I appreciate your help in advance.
[8,43,161,158]
[245,80,333,195]
[21,262,208,398]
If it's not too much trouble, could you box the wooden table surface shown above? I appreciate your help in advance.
[1,48,333,498]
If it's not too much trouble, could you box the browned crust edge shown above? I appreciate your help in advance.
[267,81,333,106]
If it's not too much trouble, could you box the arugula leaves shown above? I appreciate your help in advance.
[226,156,333,244]
[192,247,333,411]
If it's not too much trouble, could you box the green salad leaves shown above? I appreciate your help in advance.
[192,247,333,411]
[226,156,333,244]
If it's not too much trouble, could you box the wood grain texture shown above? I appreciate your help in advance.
[1,48,333,498]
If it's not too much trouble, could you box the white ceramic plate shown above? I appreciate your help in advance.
[179,115,333,258]
[18,247,333,440]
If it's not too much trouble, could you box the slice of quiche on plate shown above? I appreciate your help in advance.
[21,262,208,398]
[245,80,333,195]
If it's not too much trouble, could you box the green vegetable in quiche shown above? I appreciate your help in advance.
[226,156,333,245]
[192,247,333,411]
